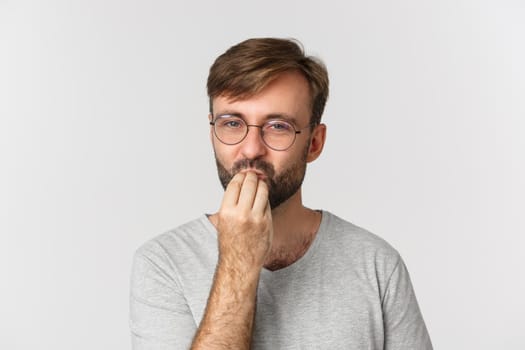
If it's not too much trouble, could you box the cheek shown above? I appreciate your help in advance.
[272,153,298,175]
[213,143,238,169]
[284,141,310,165]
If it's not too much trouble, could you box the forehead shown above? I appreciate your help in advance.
[212,71,312,124]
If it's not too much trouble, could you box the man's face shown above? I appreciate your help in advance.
[210,71,314,209]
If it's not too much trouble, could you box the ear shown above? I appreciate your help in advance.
[306,123,327,163]
[208,113,215,144]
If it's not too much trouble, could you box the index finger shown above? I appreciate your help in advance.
[220,172,246,208]
[237,171,259,208]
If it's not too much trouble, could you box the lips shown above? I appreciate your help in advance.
[239,168,268,180]
[231,159,275,181]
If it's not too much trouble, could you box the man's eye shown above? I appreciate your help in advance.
[267,121,292,132]
[226,121,240,127]
[220,119,243,128]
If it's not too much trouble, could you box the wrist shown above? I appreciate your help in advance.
[216,257,261,289]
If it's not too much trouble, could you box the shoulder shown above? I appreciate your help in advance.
[319,211,401,271]
[133,215,216,265]
[321,211,397,251]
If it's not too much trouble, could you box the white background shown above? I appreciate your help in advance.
[1,0,524,349]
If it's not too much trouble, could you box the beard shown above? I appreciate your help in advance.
[214,144,309,209]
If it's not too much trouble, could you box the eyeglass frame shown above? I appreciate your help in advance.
[209,114,315,151]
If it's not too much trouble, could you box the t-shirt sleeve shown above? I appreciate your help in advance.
[382,257,433,350]
[129,244,197,349]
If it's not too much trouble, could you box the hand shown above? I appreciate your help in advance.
[216,171,273,271]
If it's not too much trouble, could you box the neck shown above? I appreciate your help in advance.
[264,190,321,270]
[208,189,322,271]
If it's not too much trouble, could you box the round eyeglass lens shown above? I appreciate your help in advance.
[214,116,247,145]
[261,120,296,150]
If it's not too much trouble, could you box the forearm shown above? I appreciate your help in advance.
[191,172,271,349]
[191,260,260,349]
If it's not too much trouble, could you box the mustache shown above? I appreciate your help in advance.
[231,159,276,179]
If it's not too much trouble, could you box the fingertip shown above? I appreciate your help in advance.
[228,172,246,186]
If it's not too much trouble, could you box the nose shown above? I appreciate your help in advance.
[239,125,267,159]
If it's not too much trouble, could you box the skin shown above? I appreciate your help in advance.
[191,71,327,349]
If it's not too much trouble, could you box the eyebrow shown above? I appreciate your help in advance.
[214,111,300,126]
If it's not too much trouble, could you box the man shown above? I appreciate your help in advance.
[130,38,433,349]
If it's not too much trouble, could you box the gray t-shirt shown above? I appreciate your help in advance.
[130,211,432,349]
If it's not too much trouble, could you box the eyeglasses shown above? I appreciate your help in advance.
[210,114,312,151]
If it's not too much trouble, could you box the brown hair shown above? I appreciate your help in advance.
[207,38,329,126]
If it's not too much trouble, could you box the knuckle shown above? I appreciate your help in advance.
[237,214,250,226]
